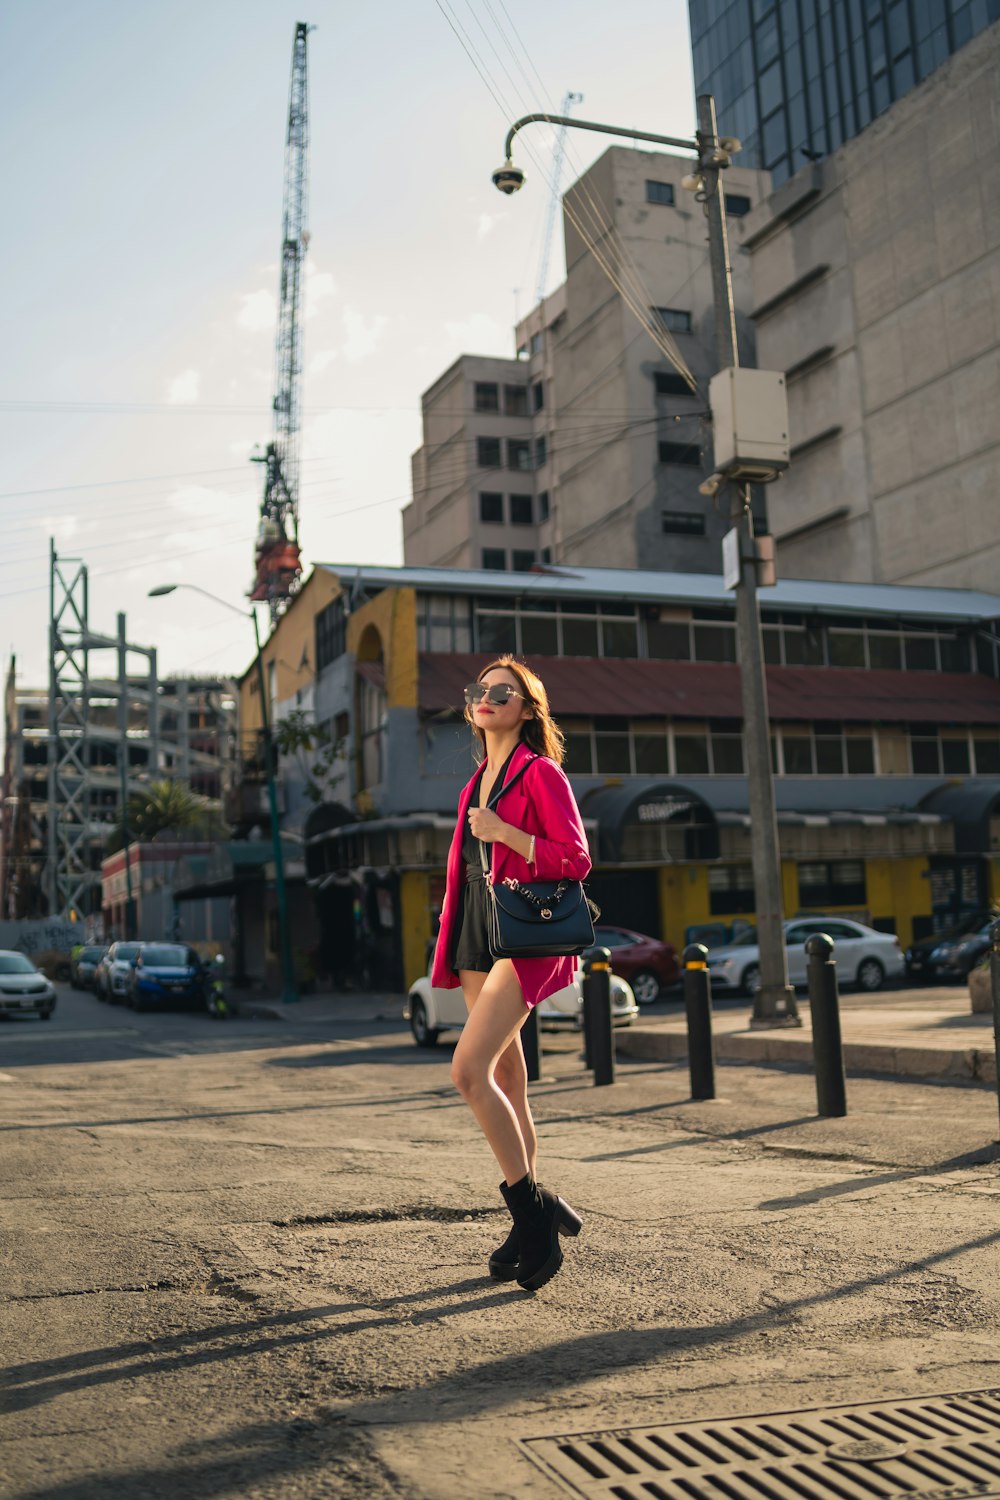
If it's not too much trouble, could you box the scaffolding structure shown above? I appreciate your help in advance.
[46,543,158,919]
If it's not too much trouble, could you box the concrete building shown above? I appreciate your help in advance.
[403,147,770,575]
[227,561,1000,993]
[690,0,1000,188]
[0,657,237,921]
[738,23,1000,589]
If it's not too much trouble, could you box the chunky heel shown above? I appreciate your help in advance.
[557,1199,582,1237]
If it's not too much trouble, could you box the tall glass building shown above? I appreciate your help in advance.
[689,0,999,186]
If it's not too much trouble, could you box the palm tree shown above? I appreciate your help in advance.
[105,779,226,853]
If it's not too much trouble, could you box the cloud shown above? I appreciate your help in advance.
[305,266,338,320]
[341,305,388,363]
[443,312,511,357]
[237,289,277,332]
[308,349,338,376]
[165,368,200,404]
[477,211,504,239]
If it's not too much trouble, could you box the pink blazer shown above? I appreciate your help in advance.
[431,740,592,1008]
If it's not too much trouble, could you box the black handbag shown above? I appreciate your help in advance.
[478,755,597,960]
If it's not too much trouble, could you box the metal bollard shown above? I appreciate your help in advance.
[805,933,847,1118]
[522,1003,541,1083]
[581,946,615,1086]
[682,944,716,1100]
[990,919,1000,1141]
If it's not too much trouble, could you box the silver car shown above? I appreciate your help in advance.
[705,917,904,996]
[0,950,57,1020]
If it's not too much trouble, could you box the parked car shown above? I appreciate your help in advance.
[905,911,994,981]
[95,942,144,1003]
[127,944,206,1012]
[70,945,107,990]
[404,964,639,1048]
[705,917,904,996]
[922,920,994,981]
[594,924,680,1004]
[0,950,57,1020]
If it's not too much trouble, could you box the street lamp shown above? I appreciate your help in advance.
[495,99,798,1025]
[148,583,298,1005]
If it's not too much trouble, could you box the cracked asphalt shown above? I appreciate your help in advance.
[2,985,1000,1498]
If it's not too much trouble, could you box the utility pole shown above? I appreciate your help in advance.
[696,95,797,1025]
[117,613,136,942]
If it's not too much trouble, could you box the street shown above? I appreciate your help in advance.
[3,984,1000,1499]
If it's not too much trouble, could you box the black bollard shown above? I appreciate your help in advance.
[682,944,716,1100]
[522,1003,541,1083]
[990,919,1000,1141]
[582,946,615,1086]
[805,932,847,1118]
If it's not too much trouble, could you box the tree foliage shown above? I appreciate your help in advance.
[105,779,226,852]
[273,710,346,805]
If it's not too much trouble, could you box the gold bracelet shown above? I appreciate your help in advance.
[527,835,536,866]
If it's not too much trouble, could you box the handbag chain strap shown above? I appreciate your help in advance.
[476,754,540,884]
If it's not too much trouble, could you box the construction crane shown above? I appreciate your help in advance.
[251,21,311,617]
[535,91,583,307]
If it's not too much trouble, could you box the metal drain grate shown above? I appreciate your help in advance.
[521,1388,1000,1499]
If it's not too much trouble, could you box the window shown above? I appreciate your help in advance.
[479,491,503,524]
[711,731,744,774]
[904,634,937,671]
[941,737,971,774]
[646,179,675,205]
[974,734,1000,774]
[783,733,813,774]
[910,733,940,774]
[315,596,347,672]
[647,620,692,660]
[509,493,533,525]
[504,384,529,416]
[535,435,548,468]
[658,440,701,466]
[512,549,536,573]
[662,510,706,535]
[473,382,499,412]
[418,592,472,652]
[477,436,502,468]
[709,864,756,915]
[531,380,545,411]
[564,731,594,774]
[675,732,710,774]
[829,630,865,667]
[477,611,516,652]
[561,616,599,656]
[595,717,631,773]
[481,548,506,571]
[541,546,552,564]
[725,192,753,216]
[634,730,670,774]
[798,859,866,907]
[520,611,556,652]
[654,371,692,396]
[507,437,532,471]
[693,623,736,662]
[538,490,550,522]
[530,331,542,355]
[654,307,692,333]
[600,617,639,658]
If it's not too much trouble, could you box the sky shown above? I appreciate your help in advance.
[1,0,696,693]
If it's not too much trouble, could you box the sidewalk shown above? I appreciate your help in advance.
[232,988,404,1025]
[619,989,1000,1084]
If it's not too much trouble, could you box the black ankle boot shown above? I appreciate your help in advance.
[488,1182,520,1281]
[500,1174,582,1291]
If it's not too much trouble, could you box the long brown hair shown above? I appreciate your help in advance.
[467,655,566,765]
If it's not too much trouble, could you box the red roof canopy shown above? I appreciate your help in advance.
[418,653,1000,725]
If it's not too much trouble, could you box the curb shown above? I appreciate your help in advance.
[617,1026,998,1085]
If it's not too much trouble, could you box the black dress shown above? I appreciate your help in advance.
[451,749,517,975]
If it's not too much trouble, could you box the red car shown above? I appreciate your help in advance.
[594,925,680,1004]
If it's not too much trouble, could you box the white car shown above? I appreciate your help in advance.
[704,917,904,996]
[95,941,144,1002]
[405,965,638,1048]
[0,950,57,1020]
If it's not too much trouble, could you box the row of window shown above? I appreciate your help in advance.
[482,548,546,573]
[645,178,753,216]
[473,380,544,415]
[560,721,1000,779]
[479,491,551,527]
[476,435,548,472]
[709,859,866,914]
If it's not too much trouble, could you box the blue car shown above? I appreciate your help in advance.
[128,944,205,1011]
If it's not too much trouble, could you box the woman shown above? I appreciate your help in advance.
[431,655,591,1291]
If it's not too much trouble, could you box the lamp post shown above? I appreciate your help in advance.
[494,97,797,1025]
[148,583,297,1005]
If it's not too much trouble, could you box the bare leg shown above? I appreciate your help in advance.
[461,971,538,1178]
[452,961,532,1185]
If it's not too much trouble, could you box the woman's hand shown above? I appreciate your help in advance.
[467,807,508,843]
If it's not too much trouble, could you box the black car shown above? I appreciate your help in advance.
[924,921,994,980]
[905,911,993,980]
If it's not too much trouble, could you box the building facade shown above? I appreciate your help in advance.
[738,23,1000,589]
[690,0,999,187]
[232,561,1000,993]
[403,147,770,576]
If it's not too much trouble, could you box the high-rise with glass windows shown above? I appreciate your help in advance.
[690,0,999,186]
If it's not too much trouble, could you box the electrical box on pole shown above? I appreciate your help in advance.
[709,368,789,480]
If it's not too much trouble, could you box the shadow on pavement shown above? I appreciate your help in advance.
[759,1142,1000,1210]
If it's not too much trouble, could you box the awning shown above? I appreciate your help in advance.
[919,780,1000,852]
[418,652,1000,725]
[172,839,303,900]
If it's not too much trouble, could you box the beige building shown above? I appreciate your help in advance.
[403,146,770,574]
[739,21,1000,590]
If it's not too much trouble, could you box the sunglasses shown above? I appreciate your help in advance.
[464,682,526,707]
